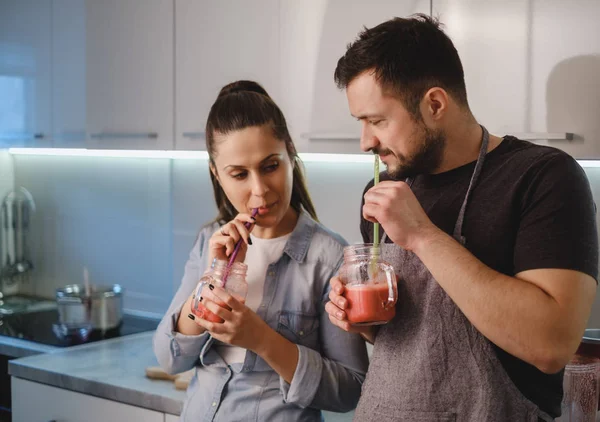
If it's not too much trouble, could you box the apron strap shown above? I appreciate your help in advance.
[452,125,490,244]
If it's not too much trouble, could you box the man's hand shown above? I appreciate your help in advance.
[363,180,439,251]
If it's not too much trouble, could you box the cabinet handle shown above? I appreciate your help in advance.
[511,132,574,141]
[0,132,45,141]
[301,132,360,141]
[182,132,205,139]
[89,132,158,140]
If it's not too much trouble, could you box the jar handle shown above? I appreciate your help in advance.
[382,263,398,309]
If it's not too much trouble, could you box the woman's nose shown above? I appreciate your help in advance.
[250,174,269,197]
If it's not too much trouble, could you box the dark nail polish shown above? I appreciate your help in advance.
[250,216,256,221]
[248,238,253,245]
[209,284,214,290]
[187,313,195,321]
[199,297,203,302]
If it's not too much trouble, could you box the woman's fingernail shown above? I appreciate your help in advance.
[199,297,203,302]
[248,237,253,245]
[187,313,195,321]
[336,311,343,319]
[209,284,214,291]
[338,299,345,308]
[250,216,256,221]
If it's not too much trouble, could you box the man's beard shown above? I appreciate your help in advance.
[377,124,446,180]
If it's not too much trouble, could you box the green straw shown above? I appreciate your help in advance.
[373,154,380,247]
[371,155,380,278]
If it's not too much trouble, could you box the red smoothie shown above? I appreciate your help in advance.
[344,283,395,325]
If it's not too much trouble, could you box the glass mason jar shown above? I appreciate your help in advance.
[338,244,398,326]
[191,259,248,323]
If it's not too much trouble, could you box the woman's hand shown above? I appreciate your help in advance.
[209,213,256,264]
[189,284,269,353]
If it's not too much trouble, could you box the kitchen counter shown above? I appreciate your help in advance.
[0,335,58,358]
[8,331,186,415]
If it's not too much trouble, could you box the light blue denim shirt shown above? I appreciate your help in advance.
[154,211,369,422]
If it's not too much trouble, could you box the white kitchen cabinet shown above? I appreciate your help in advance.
[12,377,164,422]
[51,0,87,147]
[0,0,52,148]
[85,0,174,150]
[527,0,600,158]
[174,0,280,151]
[165,414,179,422]
[280,0,430,154]
[433,0,600,158]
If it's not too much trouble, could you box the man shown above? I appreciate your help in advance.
[325,14,598,421]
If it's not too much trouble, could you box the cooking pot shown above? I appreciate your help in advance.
[56,284,123,331]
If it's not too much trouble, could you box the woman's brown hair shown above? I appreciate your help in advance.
[205,80,318,225]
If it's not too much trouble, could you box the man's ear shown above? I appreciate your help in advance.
[420,87,449,123]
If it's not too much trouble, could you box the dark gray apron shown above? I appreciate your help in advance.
[354,127,553,422]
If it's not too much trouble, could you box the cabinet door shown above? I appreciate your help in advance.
[527,0,600,158]
[0,0,52,148]
[280,0,430,154]
[52,0,87,147]
[433,0,529,137]
[85,0,174,150]
[175,0,280,151]
[12,377,165,422]
[433,0,600,157]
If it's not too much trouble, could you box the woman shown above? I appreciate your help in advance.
[153,80,368,421]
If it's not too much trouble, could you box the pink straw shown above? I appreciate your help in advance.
[222,208,258,286]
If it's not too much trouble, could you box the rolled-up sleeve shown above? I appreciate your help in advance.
[153,227,215,375]
[279,263,369,412]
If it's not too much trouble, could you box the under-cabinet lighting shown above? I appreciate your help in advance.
[8,148,600,168]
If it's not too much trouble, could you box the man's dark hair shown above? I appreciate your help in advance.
[334,14,468,118]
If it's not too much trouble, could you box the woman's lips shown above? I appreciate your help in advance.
[255,202,277,216]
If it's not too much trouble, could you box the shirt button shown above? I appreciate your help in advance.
[212,402,217,407]
[268,271,275,277]
[299,331,304,336]
[260,304,266,308]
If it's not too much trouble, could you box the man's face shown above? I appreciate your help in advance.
[346,71,446,179]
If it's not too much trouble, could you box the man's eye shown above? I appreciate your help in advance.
[369,120,382,126]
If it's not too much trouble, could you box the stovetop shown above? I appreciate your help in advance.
[0,309,160,347]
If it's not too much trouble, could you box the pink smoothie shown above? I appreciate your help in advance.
[192,296,245,323]
[344,283,395,325]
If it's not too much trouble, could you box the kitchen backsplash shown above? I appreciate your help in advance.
[9,155,372,314]
[0,150,13,201]
[7,153,600,327]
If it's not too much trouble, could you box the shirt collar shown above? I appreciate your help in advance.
[282,209,316,263]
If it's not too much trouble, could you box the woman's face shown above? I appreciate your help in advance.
[211,124,294,230]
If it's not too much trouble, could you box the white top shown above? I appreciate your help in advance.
[215,232,291,364]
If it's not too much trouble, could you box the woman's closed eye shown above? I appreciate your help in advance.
[231,171,248,180]
[263,162,279,173]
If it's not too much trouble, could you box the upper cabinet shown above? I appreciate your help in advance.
[174,0,280,151]
[433,0,600,158]
[53,0,174,150]
[0,0,52,148]
[279,0,431,153]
